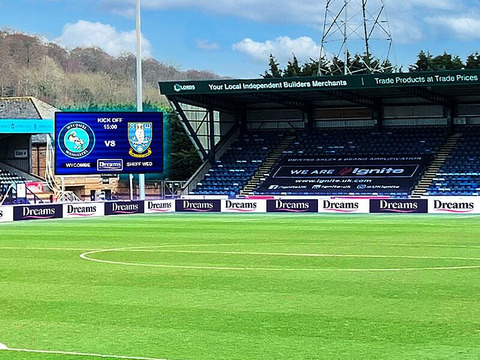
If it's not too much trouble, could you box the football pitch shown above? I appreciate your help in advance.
[1,214,480,360]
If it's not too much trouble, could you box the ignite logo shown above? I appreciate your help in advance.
[339,167,354,176]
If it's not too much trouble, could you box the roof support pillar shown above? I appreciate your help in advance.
[170,97,209,161]
[373,99,383,129]
[306,106,315,131]
[444,104,457,132]
[208,108,216,163]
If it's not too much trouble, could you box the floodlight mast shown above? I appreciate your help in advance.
[318,0,395,76]
[136,0,145,200]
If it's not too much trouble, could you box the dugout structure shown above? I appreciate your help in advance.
[159,70,480,194]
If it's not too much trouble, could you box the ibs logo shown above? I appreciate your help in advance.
[174,84,196,92]
[58,122,95,159]
[128,122,152,158]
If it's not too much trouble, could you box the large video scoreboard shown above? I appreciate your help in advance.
[55,112,163,175]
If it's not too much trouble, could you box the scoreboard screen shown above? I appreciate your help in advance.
[55,112,163,175]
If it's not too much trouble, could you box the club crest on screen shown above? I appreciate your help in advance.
[128,122,152,158]
[58,121,96,159]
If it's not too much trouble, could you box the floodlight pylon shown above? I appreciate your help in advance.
[318,0,396,75]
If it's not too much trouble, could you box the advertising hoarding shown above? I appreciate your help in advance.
[175,199,221,212]
[370,199,428,213]
[318,198,370,213]
[145,200,175,213]
[222,199,267,213]
[13,204,63,221]
[266,199,318,213]
[105,201,145,216]
[428,197,480,214]
[63,203,105,218]
[0,206,14,222]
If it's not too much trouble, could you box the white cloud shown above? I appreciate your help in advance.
[195,39,220,51]
[56,20,152,57]
[425,15,480,40]
[406,0,458,11]
[232,36,321,64]
[102,0,324,26]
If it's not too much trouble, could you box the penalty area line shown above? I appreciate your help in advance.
[0,342,168,360]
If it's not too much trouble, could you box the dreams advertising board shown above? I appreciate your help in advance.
[55,112,163,175]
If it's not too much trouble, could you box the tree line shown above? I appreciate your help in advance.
[264,51,480,77]
[0,29,220,107]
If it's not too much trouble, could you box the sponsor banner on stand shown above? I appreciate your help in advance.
[14,204,63,221]
[0,206,14,222]
[105,201,144,216]
[319,198,370,213]
[222,199,266,213]
[267,199,318,213]
[370,199,428,214]
[175,199,221,213]
[428,197,480,214]
[145,200,175,213]
[258,156,431,194]
[63,203,105,218]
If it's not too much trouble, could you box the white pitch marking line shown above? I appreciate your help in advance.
[114,249,480,261]
[0,342,168,360]
[0,247,98,251]
[79,246,480,272]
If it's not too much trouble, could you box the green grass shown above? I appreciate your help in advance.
[1,214,480,359]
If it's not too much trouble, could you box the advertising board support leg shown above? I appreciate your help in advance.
[129,174,134,201]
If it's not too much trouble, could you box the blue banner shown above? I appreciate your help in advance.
[175,199,221,212]
[13,204,63,221]
[0,119,53,134]
[104,201,145,216]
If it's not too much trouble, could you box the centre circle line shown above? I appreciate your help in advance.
[79,244,480,272]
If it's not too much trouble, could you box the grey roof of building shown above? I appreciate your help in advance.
[0,97,58,120]
[0,97,40,119]
[0,97,58,144]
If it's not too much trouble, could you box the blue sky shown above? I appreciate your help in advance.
[1,0,480,78]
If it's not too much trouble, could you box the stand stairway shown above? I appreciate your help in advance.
[411,133,462,197]
[240,135,295,196]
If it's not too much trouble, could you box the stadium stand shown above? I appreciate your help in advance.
[190,127,450,197]
[191,131,285,196]
[0,164,26,202]
[427,126,480,196]
[252,127,449,196]
[281,127,446,157]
